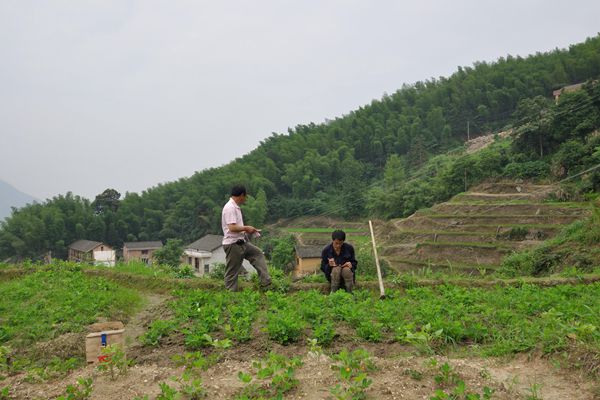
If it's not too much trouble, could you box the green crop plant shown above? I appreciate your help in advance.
[330,349,375,400]
[24,357,81,383]
[434,363,461,387]
[236,352,303,399]
[431,382,494,400]
[158,372,205,400]
[56,377,93,400]
[356,321,384,342]
[176,373,205,399]
[397,323,444,355]
[140,319,177,346]
[172,351,216,372]
[312,319,336,347]
[96,345,130,381]
[253,266,291,293]
[526,383,543,400]
[430,363,494,400]
[224,290,260,343]
[183,330,213,350]
[307,338,323,355]
[156,382,179,400]
[266,309,305,345]
[0,387,10,400]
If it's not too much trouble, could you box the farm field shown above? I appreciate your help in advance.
[376,182,596,276]
[0,263,599,399]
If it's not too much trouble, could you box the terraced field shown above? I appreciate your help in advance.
[377,182,592,274]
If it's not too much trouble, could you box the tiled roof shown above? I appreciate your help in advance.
[187,234,224,251]
[123,241,163,250]
[295,245,323,259]
[69,239,103,253]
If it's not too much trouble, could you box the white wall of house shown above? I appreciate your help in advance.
[93,250,116,267]
[184,246,255,277]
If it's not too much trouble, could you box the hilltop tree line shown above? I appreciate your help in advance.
[2,35,600,260]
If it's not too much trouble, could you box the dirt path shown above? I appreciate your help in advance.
[123,292,170,350]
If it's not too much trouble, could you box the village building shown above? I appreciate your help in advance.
[68,240,115,266]
[122,241,163,265]
[183,234,253,276]
[294,245,323,277]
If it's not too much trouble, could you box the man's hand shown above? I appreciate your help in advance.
[341,262,352,269]
[328,258,336,267]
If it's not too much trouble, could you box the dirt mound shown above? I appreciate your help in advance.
[269,216,366,230]
[465,130,512,154]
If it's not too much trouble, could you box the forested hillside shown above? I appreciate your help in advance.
[2,35,600,260]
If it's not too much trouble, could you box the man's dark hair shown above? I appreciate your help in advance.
[231,185,247,197]
[331,229,346,241]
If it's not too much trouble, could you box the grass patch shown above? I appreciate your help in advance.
[383,257,499,276]
[500,208,600,276]
[393,229,496,236]
[417,241,508,250]
[0,263,142,349]
[448,200,591,207]
[89,261,175,277]
[427,213,577,219]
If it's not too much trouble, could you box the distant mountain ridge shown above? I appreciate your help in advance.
[0,180,37,221]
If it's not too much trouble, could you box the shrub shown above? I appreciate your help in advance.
[503,160,549,178]
[269,235,296,270]
[500,227,529,241]
[153,239,183,268]
[208,262,225,280]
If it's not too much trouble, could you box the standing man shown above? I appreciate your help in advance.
[321,229,357,293]
[221,185,271,291]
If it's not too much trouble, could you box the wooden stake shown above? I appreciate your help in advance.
[368,220,386,299]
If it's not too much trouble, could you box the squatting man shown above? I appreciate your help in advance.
[320,229,357,293]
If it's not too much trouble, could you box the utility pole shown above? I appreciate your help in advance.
[467,120,470,141]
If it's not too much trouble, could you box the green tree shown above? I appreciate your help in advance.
[153,239,182,267]
[242,189,268,227]
[383,154,406,190]
[269,235,296,270]
[93,188,121,214]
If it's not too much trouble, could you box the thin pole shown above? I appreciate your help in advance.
[368,220,386,299]
[467,120,470,141]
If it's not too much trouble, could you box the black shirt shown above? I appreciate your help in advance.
[320,242,357,281]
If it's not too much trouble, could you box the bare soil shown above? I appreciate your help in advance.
[5,342,598,399]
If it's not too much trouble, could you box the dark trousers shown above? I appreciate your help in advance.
[330,266,354,293]
[224,242,270,291]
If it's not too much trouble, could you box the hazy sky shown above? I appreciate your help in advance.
[1,1,599,201]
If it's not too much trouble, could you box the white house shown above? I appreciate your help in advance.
[68,240,115,266]
[183,234,254,276]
